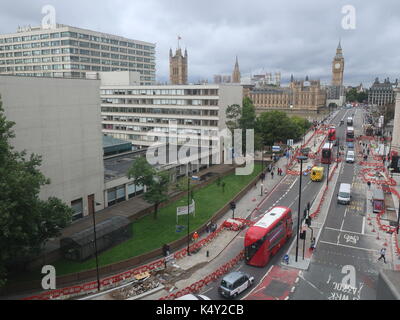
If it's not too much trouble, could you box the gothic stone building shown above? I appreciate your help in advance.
[245,76,326,113]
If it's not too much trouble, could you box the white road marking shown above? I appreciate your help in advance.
[319,240,377,252]
[362,217,365,235]
[298,273,325,296]
[324,227,375,237]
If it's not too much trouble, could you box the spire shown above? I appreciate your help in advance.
[337,39,342,51]
[184,48,187,58]
[169,48,172,58]
[232,56,241,83]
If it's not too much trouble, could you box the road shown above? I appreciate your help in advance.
[199,107,353,300]
[289,106,390,300]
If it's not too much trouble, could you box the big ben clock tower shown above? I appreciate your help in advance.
[332,41,344,86]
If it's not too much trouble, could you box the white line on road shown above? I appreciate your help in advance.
[320,240,377,252]
[324,227,375,237]
[298,273,325,296]
[362,217,365,235]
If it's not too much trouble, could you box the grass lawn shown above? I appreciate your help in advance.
[7,163,262,284]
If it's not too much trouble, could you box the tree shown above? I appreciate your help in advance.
[144,171,170,220]
[225,104,241,134]
[127,156,170,219]
[0,97,72,286]
[127,156,156,187]
[257,111,297,147]
[238,97,257,154]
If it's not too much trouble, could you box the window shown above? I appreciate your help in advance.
[71,199,83,221]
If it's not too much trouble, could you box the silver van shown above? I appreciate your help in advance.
[218,271,254,298]
[337,183,351,204]
[346,150,355,163]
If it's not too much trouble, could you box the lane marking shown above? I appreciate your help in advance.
[361,217,365,235]
[319,240,377,252]
[298,273,325,296]
[324,227,375,237]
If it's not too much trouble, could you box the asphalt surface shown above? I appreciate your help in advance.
[200,108,349,300]
[290,106,387,300]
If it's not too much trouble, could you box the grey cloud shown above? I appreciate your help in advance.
[1,0,400,86]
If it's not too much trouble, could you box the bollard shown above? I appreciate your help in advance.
[206,250,209,258]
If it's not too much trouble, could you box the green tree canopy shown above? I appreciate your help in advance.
[127,156,170,219]
[0,97,72,286]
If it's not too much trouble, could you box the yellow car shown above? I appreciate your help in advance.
[310,166,324,182]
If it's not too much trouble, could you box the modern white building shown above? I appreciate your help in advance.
[0,24,156,85]
[100,71,243,150]
[0,74,105,221]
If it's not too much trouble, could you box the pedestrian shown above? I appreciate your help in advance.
[310,237,316,251]
[192,231,199,243]
[367,181,371,189]
[271,171,274,179]
[377,247,387,263]
[283,254,289,265]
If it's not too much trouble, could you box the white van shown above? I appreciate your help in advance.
[337,183,351,205]
[346,151,355,163]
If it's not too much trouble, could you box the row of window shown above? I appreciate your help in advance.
[101,107,218,117]
[103,119,219,131]
[101,89,219,96]
[107,183,144,207]
[0,32,154,51]
[103,117,219,127]
[0,65,155,73]
[101,98,218,106]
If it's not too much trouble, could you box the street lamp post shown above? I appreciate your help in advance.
[296,155,308,262]
[327,161,331,188]
[397,197,400,234]
[187,176,191,256]
[337,138,340,163]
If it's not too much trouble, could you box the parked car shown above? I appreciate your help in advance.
[218,271,254,299]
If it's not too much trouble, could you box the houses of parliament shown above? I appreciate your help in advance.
[168,42,345,113]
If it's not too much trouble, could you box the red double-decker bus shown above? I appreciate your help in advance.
[328,126,336,142]
[244,206,293,267]
[321,142,334,164]
[346,127,354,142]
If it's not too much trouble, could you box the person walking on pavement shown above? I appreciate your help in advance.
[271,170,274,179]
[310,237,316,251]
[377,247,387,263]
[192,231,199,243]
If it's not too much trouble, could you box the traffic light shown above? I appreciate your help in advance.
[300,230,306,240]
[303,209,307,220]
[230,202,236,210]
[305,217,311,227]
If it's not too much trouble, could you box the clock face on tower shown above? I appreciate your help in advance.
[335,63,341,69]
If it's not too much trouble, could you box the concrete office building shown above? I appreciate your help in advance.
[0,24,156,85]
[0,75,105,221]
[100,71,243,150]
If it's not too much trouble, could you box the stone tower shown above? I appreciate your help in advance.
[232,56,241,83]
[332,41,344,86]
[169,47,188,85]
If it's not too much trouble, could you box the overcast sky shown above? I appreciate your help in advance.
[1,0,400,87]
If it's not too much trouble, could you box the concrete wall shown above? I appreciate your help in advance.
[0,75,105,217]
[99,71,140,86]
